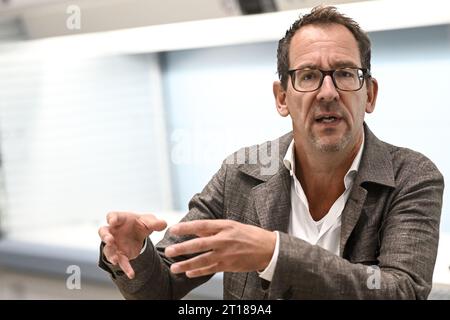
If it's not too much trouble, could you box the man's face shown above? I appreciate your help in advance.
[274,23,377,153]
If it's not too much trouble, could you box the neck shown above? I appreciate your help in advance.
[292,131,363,220]
[293,131,362,180]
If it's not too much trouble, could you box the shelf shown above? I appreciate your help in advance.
[0,0,449,62]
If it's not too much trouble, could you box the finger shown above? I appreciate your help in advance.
[137,215,167,232]
[170,219,231,237]
[103,244,119,265]
[98,226,115,245]
[170,250,217,274]
[106,211,130,227]
[117,254,135,279]
[186,263,220,278]
[165,236,215,258]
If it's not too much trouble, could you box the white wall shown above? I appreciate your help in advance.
[0,53,172,232]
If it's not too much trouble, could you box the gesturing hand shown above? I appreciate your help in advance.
[165,219,276,278]
[98,212,167,279]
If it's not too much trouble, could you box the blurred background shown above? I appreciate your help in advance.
[0,0,449,299]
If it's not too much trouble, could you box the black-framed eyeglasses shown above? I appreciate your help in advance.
[288,67,371,92]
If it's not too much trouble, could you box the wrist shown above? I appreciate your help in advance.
[259,231,277,271]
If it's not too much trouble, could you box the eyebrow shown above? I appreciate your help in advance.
[333,61,360,68]
[292,61,360,70]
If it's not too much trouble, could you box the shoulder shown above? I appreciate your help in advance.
[223,131,292,167]
[221,132,292,179]
[382,140,444,187]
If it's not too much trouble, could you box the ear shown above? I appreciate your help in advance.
[365,77,378,114]
[273,81,290,117]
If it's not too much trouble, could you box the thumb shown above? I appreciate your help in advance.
[138,215,167,233]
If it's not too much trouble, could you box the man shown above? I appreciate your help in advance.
[98,6,444,299]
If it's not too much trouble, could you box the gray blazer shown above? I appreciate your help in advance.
[99,124,444,299]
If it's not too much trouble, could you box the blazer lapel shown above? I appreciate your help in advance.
[340,124,396,256]
[253,168,291,232]
[340,185,367,257]
[238,132,293,233]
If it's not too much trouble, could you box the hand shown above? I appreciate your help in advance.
[164,219,276,278]
[98,212,167,279]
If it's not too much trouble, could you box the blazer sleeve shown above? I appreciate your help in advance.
[268,155,444,299]
[98,161,228,299]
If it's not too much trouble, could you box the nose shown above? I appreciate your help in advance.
[316,75,339,102]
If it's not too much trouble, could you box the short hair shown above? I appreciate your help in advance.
[277,6,372,89]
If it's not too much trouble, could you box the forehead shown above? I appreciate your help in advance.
[289,23,361,68]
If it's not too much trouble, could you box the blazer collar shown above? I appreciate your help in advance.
[237,123,395,188]
[354,123,395,188]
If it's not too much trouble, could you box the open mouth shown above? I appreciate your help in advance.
[315,115,342,124]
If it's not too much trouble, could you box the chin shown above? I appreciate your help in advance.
[313,135,351,153]
[315,142,343,153]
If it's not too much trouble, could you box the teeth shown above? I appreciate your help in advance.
[318,116,337,123]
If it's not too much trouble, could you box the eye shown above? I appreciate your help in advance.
[298,70,318,81]
[335,69,356,79]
